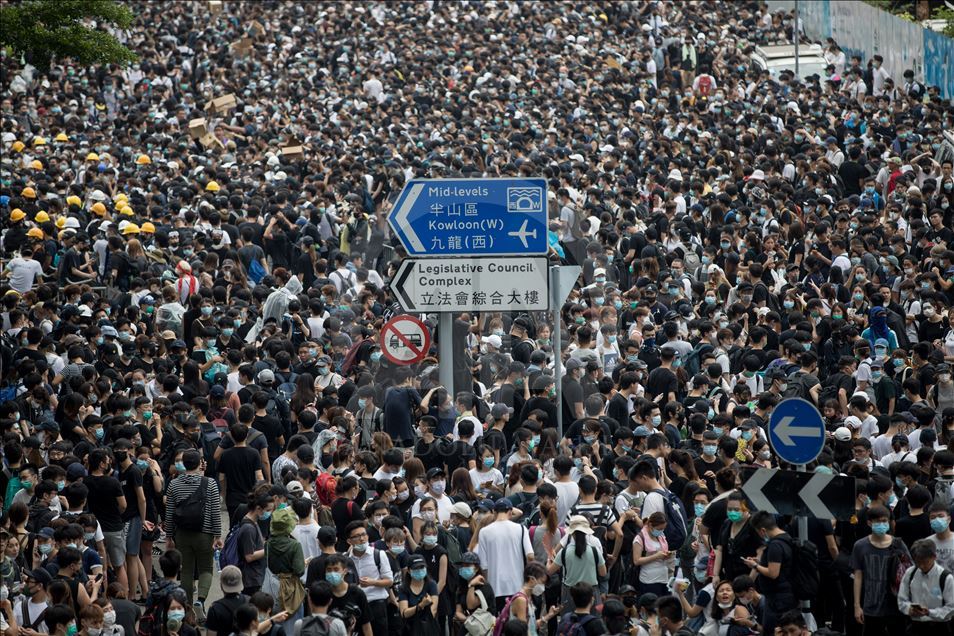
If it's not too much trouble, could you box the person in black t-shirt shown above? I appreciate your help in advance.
[325,554,373,636]
[217,423,265,519]
[745,511,796,635]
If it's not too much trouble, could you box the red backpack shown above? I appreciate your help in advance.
[315,472,337,506]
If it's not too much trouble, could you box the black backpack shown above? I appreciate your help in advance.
[778,534,819,601]
[172,477,209,532]
[648,489,689,551]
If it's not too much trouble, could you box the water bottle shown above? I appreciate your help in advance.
[214,549,221,571]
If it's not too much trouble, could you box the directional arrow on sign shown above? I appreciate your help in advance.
[392,183,426,254]
[739,467,857,520]
[741,468,779,514]
[773,416,825,446]
[391,260,417,311]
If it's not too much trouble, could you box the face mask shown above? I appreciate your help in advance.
[431,480,446,495]
[168,610,185,622]
[703,445,717,456]
[421,510,436,522]
[39,543,53,555]
[871,521,890,535]
[422,534,438,546]
[712,427,724,437]
[652,415,661,426]
[103,611,116,627]
[66,624,78,636]
[84,532,95,541]
[614,300,623,310]
[94,429,105,440]
[87,628,102,636]
[815,465,833,475]
[532,583,546,596]
[460,566,476,579]
[21,480,33,489]
[741,431,753,441]
[410,568,428,581]
[325,572,343,585]
[727,510,744,523]
[650,528,665,538]
[396,490,409,502]
[483,457,495,468]
[352,541,369,553]
[930,517,950,533]
[390,544,405,554]
[201,306,213,316]
[694,503,707,517]
[175,462,186,472]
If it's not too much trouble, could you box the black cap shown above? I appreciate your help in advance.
[425,467,445,480]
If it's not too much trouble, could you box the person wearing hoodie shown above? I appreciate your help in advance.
[265,507,305,636]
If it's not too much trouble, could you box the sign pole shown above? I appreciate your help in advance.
[439,313,454,397]
[552,266,564,439]
[794,0,800,77]
[797,462,812,623]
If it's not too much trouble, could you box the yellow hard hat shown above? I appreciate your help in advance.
[119,205,134,216]
[66,195,82,207]
[205,180,220,192]
[20,186,36,199]
[32,137,46,146]
[122,223,140,235]
[141,221,156,233]
[55,133,69,142]
[91,202,107,216]
[34,211,50,223]
[86,152,100,161]
[136,154,152,165]
[10,209,26,222]
[11,141,24,152]
[55,217,67,229]
[30,160,43,170]
[113,192,128,203]
[27,228,45,239]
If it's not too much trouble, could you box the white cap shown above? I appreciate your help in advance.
[480,334,502,349]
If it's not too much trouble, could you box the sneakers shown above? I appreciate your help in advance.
[193,601,206,625]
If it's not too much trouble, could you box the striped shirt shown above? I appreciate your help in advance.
[164,473,222,536]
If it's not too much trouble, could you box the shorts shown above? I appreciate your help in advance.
[124,517,143,555]
[103,530,127,566]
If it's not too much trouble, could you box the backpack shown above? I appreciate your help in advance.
[492,592,526,636]
[903,564,950,599]
[221,519,255,569]
[728,346,748,375]
[172,477,209,532]
[816,381,840,407]
[137,580,177,636]
[557,612,599,636]
[199,421,223,474]
[20,600,45,631]
[648,489,689,551]
[439,525,463,565]
[778,534,819,601]
[314,472,337,506]
[275,370,297,402]
[683,343,708,377]
[511,491,539,526]
[248,258,266,284]
[298,615,332,636]
[782,371,814,402]
[889,538,915,596]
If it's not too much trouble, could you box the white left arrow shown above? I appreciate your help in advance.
[774,416,823,446]
[392,182,426,253]
[798,472,833,519]
[741,468,778,514]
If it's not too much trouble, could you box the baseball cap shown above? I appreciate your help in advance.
[451,502,473,519]
[493,499,513,512]
[833,427,852,442]
[257,369,275,384]
[220,565,242,594]
[286,481,304,495]
[210,385,226,398]
[425,467,445,480]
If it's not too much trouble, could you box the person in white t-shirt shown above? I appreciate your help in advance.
[13,567,50,633]
[475,499,534,603]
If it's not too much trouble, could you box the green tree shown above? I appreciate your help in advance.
[0,0,137,72]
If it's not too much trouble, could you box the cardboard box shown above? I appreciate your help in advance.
[232,37,252,56]
[199,133,224,150]
[207,94,237,114]
[209,0,223,14]
[605,55,622,70]
[281,145,304,160]
[188,118,208,139]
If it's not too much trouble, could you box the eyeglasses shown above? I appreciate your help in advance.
[349,533,368,541]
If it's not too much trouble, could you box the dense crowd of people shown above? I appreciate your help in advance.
[2,1,954,635]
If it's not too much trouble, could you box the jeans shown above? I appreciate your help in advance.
[175,530,214,604]
[368,600,389,636]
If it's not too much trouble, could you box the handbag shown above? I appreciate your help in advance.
[462,589,495,636]
[261,544,280,610]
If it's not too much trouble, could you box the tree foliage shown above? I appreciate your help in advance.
[0,0,137,72]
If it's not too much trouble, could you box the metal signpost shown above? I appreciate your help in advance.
[764,397,831,625]
[550,265,582,438]
[388,178,551,395]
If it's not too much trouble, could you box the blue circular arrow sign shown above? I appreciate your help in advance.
[768,398,826,465]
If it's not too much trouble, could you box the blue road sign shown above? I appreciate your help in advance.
[387,178,548,257]
[768,398,826,465]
